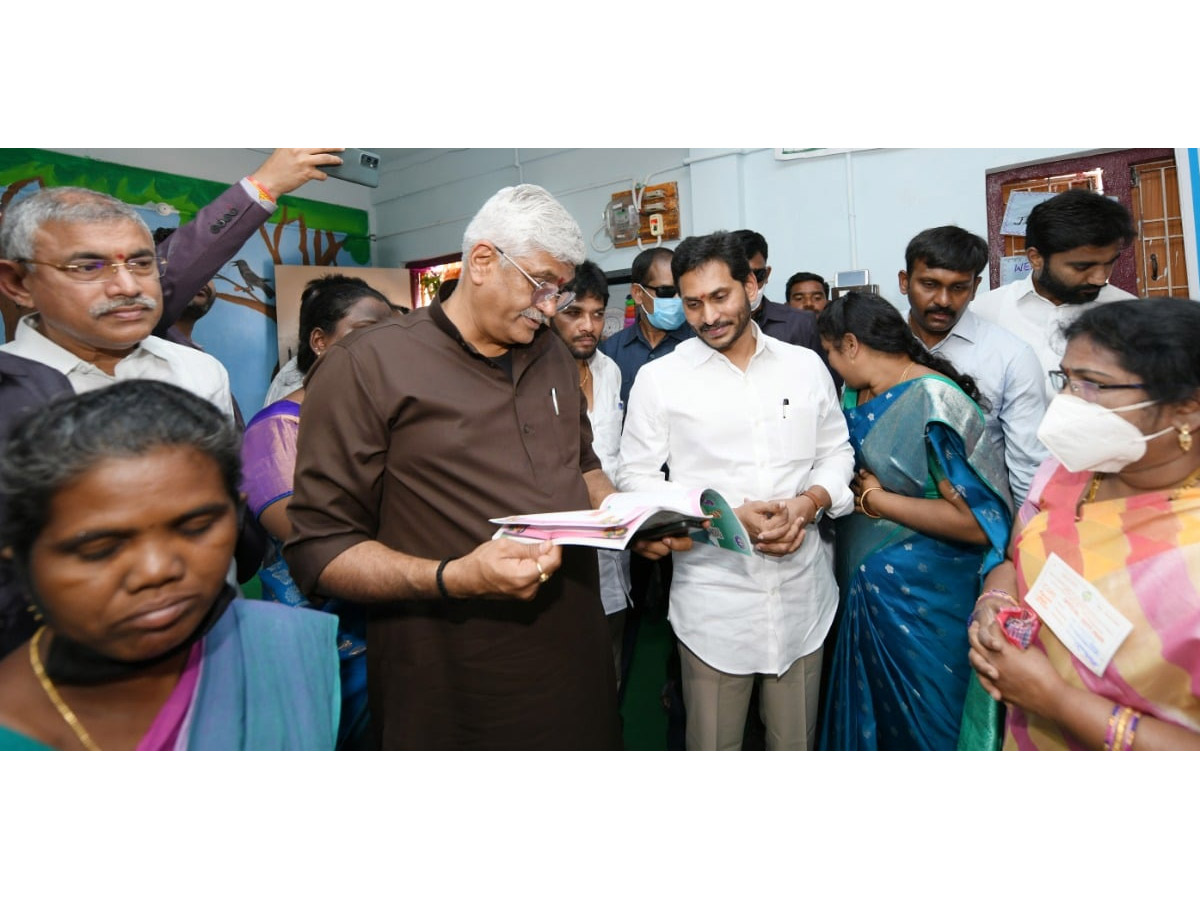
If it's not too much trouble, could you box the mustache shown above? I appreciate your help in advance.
[90,295,159,318]
[700,320,732,332]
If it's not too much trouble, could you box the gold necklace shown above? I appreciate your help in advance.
[862,360,915,403]
[28,626,102,751]
[1085,464,1200,504]
[580,364,592,389]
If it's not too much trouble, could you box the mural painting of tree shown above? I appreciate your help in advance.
[0,149,370,339]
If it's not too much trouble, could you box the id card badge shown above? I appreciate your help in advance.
[1022,553,1133,677]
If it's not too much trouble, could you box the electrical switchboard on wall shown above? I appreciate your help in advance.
[607,181,681,248]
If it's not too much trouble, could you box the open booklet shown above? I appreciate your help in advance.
[490,487,753,556]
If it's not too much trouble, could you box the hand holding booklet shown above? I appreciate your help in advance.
[491,487,753,556]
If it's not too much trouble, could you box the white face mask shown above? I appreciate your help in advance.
[1036,393,1171,473]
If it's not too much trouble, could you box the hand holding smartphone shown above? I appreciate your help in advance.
[318,149,381,188]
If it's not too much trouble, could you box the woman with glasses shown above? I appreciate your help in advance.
[815,292,1012,750]
[969,298,1200,750]
[0,381,339,751]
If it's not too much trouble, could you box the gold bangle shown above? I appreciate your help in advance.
[1112,706,1135,751]
[859,486,884,519]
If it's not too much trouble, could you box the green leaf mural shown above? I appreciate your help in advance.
[0,149,370,263]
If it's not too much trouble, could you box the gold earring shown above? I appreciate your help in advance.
[26,603,43,623]
[1179,424,1193,453]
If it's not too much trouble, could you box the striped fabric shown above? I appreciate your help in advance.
[1005,460,1200,750]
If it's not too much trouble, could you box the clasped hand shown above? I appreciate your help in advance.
[967,593,1063,717]
[736,497,813,556]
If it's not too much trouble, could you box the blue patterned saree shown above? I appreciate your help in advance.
[818,376,1011,750]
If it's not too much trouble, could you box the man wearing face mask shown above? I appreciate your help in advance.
[732,230,838,387]
[600,247,691,409]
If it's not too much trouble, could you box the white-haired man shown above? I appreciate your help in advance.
[285,184,648,749]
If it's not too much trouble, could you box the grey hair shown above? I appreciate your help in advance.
[0,186,152,260]
[461,184,585,269]
[0,380,241,565]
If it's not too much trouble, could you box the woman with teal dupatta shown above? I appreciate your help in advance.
[0,381,339,752]
[816,292,1012,750]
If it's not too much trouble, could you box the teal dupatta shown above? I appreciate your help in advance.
[0,600,339,751]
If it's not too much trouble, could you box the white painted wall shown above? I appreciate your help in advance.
[370,146,1111,313]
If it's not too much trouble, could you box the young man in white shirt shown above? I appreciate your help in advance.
[549,260,630,683]
[616,231,854,750]
[899,225,1045,506]
[970,189,1137,400]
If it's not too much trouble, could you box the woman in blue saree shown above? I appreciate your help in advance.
[816,292,1012,750]
[0,381,339,751]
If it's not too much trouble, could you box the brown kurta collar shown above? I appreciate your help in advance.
[429,296,553,383]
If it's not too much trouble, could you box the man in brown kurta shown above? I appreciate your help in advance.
[284,185,624,749]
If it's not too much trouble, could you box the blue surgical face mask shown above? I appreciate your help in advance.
[642,296,685,331]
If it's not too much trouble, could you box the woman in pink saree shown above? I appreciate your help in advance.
[968,299,1200,750]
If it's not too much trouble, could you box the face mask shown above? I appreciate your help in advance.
[1036,393,1170,473]
[642,296,685,331]
[748,292,763,313]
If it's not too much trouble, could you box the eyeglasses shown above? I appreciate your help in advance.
[493,245,575,313]
[751,266,770,285]
[1049,369,1147,403]
[18,255,167,283]
[637,283,678,300]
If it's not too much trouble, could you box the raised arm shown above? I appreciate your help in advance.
[155,149,344,334]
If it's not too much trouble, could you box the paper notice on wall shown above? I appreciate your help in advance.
[1000,255,1033,285]
[1000,191,1053,236]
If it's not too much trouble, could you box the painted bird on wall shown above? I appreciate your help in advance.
[232,259,276,300]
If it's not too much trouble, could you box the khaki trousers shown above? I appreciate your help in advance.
[679,641,823,751]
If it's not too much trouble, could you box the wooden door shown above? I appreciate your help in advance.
[1131,159,1190,297]
[984,149,1174,292]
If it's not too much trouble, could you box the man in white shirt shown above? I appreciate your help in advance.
[617,231,854,750]
[0,187,234,418]
[899,225,1045,505]
[970,189,1137,401]
[549,260,631,683]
